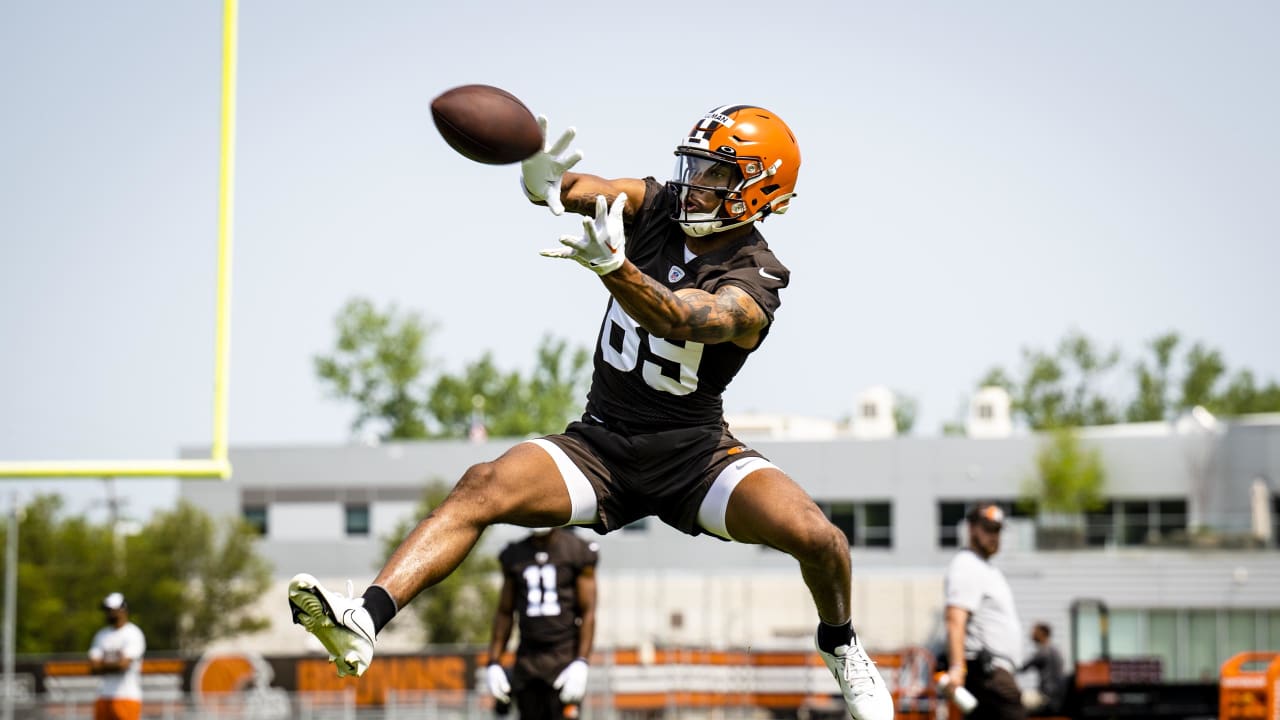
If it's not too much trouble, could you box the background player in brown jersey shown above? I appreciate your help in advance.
[486,528,599,720]
[289,104,893,720]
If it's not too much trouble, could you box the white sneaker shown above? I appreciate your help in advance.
[816,632,894,720]
[288,573,376,677]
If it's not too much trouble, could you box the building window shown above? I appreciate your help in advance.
[978,403,993,419]
[242,505,267,536]
[819,501,893,549]
[827,502,856,544]
[862,502,893,548]
[1085,498,1187,548]
[1155,500,1188,542]
[1121,500,1151,545]
[345,504,370,537]
[861,403,877,419]
[1073,606,1280,682]
[1085,501,1115,547]
[938,502,966,548]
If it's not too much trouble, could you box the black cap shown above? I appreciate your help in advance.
[966,502,1005,529]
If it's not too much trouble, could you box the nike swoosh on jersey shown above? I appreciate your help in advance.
[758,267,783,281]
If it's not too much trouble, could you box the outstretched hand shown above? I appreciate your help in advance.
[540,194,627,275]
[521,116,584,215]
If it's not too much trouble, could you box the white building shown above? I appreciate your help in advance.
[180,410,1280,681]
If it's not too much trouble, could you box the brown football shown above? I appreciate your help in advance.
[430,84,543,165]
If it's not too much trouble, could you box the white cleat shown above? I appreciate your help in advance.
[817,633,895,720]
[288,573,376,678]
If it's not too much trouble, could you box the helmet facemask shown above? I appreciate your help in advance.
[671,152,751,237]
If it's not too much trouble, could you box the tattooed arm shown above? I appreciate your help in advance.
[601,262,767,349]
[554,177,767,347]
[559,173,647,219]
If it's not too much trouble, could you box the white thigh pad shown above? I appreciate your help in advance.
[525,439,599,525]
[697,456,778,541]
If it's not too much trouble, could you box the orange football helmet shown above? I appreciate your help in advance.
[671,104,801,237]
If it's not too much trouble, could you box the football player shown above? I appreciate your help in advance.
[289,104,892,720]
[486,528,598,720]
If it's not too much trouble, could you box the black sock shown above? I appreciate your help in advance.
[817,620,855,653]
[361,585,398,635]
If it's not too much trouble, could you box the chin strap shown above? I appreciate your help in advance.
[679,217,721,237]
[679,217,759,237]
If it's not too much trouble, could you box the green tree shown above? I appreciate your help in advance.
[1178,342,1227,413]
[1023,429,1107,514]
[316,299,590,441]
[1021,429,1107,549]
[527,336,593,431]
[381,481,499,644]
[315,297,436,440]
[2,495,118,653]
[1125,331,1180,422]
[429,335,590,438]
[893,392,918,435]
[428,353,520,437]
[1216,370,1280,415]
[0,496,270,653]
[1124,333,1280,421]
[125,501,272,651]
[979,329,1120,429]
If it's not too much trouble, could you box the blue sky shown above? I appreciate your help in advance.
[2,1,1277,520]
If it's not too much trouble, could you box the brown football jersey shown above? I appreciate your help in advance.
[499,529,599,648]
[584,177,790,432]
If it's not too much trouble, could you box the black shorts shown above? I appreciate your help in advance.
[541,417,768,536]
[964,666,1027,720]
[512,643,576,720]
[511,677,566,720]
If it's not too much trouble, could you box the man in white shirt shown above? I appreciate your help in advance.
[88,592,146,720]
[943,503,1026,720]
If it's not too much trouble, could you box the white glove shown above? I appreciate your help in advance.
[521,115,584,215]
[486,664,511,703]
[552,658,589,704]
[541,194,626,275]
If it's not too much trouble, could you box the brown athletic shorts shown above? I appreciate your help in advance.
[541,417,767,536]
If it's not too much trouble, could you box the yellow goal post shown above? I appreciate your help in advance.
[0,0,239,481]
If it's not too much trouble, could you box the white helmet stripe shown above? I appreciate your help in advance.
[686,104,750,146]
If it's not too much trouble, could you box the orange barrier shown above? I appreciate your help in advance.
[27,646,949,714]
[1075,658,1110,688]
[1219,651,1280,720]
